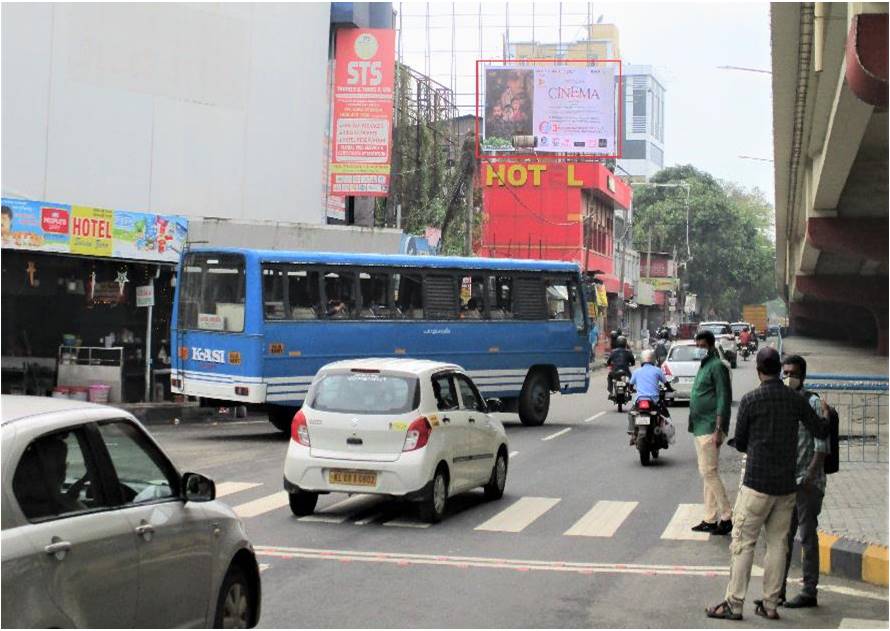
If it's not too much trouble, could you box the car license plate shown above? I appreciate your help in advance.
[635,416,651,426]
[329,469,377,487]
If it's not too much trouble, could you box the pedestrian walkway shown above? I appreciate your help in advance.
[777,335,888,585]
[223,480,733,543]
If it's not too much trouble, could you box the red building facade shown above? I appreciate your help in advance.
[478,161,633,297]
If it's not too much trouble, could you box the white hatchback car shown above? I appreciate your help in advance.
[283,358,510,523]
[661,340,733,402]
[1,396,260,628]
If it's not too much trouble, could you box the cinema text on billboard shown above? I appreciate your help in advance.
[477,59,622,160]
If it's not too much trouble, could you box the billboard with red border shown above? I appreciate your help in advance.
[329,28,396,197]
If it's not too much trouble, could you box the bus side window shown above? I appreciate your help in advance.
[513,277,547,320]
[459,276,485,320]
[545,279,571,320]
[488,275,513,320]
[262,266,287,320]
[359,271,395,319]
[287,269,321,320]
[323,271,357,320]
[396,274,423,320]
[424,275,459,320]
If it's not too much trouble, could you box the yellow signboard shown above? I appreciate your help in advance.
[70,206,114,257]
[640,277,678,291]
[595,284,609,307]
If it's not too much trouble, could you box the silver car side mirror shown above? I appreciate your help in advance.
[182,472,216,502]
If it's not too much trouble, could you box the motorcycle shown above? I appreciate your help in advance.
[628,386,675,466]
[610,372,631,412]
[737,341,753,361]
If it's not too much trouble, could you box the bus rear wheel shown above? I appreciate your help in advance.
[518,370,550,426]
[267,405,298,434]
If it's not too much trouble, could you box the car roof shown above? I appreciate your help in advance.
[0,395,125,426]
[669,339,697,347]
[318,357,463,376]
[700,321,730,325]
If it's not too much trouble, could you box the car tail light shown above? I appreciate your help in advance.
[291,410,310,446]
[235,386,249,396]
[638,399,651,411]
[402,417,431,452]
[662,363,673,378]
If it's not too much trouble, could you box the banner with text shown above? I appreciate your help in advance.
[482,64,617,155]
[329,28,395,197]
[2,198,188,263]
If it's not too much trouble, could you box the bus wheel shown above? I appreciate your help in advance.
[518,370,550,426]
[267,405,298,434]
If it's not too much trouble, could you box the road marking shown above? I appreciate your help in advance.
[475,497,560,533]
[382,519,432,529]
[822,585,889,601]
[564,501,638,538]
[254,545,730,577]
[660,504,711,541]
[215,481,262,498]
[838,619,888,628]
[299,494,380,524]
[509,450,519,458]
[233,491,289,518]
[584,411,607,423]
[542,428,572,441]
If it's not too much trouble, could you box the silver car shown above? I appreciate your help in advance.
[1,396,260,628]
[661,340,733,402]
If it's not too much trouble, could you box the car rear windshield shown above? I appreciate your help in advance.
[670,346,706,362]
[309,373,420,414]
[701,324,731,335]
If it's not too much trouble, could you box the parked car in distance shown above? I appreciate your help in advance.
[697,321,738,368]
[661,340,733,403]
[1,396,260,629]
[283,358,510,523]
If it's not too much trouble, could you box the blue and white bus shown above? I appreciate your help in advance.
[170,248,591,431]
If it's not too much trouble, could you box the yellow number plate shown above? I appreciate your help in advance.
[328,469,377,487]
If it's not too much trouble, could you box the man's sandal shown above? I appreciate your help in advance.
[706,600,743,620]
[753,600,780,620]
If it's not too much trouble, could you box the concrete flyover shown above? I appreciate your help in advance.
[772,2,888,354]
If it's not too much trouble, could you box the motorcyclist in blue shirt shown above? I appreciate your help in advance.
[627,349,674,439]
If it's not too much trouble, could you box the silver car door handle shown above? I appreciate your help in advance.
[135,523,155,540]
[468,418,476,423]
[44,540,72,557]
[441,417,451,423]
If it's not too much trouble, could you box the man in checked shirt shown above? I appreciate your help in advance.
[706,347,827,622]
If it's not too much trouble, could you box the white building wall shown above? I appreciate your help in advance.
[1,3,331,225]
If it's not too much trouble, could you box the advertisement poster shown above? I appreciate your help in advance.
[1,199,71,252]
[482,68,535,152]
[329,28,396,197]
[481,65,617,156]
[2,197,187,263]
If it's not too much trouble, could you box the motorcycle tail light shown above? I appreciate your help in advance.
[638,399,651,410]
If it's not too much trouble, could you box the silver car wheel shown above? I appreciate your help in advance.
[433,473,447,516]
[223,581,249,629]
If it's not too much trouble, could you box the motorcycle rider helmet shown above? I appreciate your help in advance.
[616,336,628,348]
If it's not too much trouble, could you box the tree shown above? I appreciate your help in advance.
[631,165,777,320]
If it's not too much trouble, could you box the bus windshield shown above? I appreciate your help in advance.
[177,253,246,332]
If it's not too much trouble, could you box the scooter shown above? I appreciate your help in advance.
[628,386,675,466]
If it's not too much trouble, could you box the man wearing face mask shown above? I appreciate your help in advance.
[707,347,828,621]
[773,354,831,609]
[688,330,733,535]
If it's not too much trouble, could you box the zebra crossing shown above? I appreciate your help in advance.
[225,481,727,541]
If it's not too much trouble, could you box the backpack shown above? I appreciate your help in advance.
[807,391,840,475]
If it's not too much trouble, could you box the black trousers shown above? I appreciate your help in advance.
[782,482,825,598]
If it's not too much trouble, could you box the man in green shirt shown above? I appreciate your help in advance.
[689,330,733,535]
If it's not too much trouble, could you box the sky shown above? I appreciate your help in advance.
[397,2,776,204]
